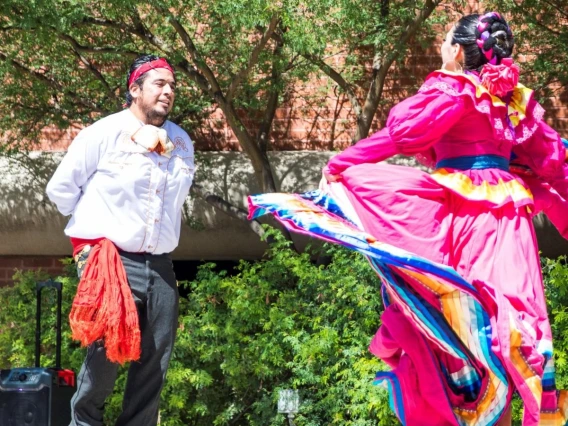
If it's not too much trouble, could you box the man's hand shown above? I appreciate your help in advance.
[131,125,174,155]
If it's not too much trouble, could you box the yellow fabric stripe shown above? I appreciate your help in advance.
[431,169,533,205]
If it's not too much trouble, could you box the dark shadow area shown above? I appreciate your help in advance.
[173,260,239,298]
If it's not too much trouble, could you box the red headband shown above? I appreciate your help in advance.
[127,58,174,87]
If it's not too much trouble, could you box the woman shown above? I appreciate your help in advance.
[249,12,568,426]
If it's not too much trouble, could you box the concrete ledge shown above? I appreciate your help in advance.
[0,151,566,259]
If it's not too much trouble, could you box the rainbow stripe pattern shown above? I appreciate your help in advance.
[248,190,568,425]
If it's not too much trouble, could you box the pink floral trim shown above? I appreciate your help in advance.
[418,82,460,97]
[516,123,539,144]
[533,104,545,121]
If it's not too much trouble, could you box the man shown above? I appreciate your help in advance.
[46,54,194,426]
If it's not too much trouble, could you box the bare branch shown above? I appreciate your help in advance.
[226,14,280,102]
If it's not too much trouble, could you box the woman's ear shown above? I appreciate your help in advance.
[453,44,464,62]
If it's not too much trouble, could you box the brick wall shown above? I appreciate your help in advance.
[0,256,69,287]
[35,55,568,153]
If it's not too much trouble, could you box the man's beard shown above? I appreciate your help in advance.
[144,107,169,127]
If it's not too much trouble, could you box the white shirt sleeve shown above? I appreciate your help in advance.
[46,128,106,216]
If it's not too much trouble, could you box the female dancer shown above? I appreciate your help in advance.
[249,12,568,426]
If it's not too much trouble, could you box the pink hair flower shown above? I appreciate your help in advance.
[479,58,520,97]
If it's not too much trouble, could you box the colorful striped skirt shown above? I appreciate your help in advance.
[248,162,568,426]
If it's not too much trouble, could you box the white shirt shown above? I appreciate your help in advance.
[46,109,195,254]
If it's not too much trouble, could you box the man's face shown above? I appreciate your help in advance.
[130,68,176,126]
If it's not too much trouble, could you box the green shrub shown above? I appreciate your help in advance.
[2,230,568,425]
[161,229,394,425]
[0,260,83,371]
[542,256,568,390]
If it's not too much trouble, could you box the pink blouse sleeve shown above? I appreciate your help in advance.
[326,90,465,175]
[511,101,568,201]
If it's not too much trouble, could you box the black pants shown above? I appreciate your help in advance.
[70,251,179,426]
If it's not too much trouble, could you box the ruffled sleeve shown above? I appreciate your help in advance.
[326,83,465,175]
[526,177,568,239]
[511,100,568,202]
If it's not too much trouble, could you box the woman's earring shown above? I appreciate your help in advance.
[442,59,463,73]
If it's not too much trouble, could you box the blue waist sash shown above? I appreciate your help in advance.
[435,155,509,171]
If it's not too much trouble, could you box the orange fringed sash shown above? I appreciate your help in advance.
[69,238,141,364]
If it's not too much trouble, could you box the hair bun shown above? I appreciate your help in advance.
[475,12,514,65]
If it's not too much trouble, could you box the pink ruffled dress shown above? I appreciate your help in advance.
[249,61,568,425]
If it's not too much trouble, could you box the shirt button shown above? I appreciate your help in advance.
[156,189,161,194]
[147,245,153,249]
[158,162,162,166]
[154,219,160,223]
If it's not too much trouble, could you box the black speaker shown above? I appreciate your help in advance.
[0,280,75,426]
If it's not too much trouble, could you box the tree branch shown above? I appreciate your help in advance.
[78,16,169,54]
[153,5,222,95]
[303,54,363,121]
[528,18,563,37]
[257,38,284,153]
[226,14,280,102]
[174,59,215,96]
[56,32,118,103]
[78,13,215,101]
[58,40,139,56]
[77,16,133,32]
[0,50,102,112]
[356,0,441,140]
[540,0,568,19]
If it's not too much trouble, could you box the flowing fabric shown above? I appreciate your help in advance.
[249,182,567,425]
[248,67,568,425]
[69,238,141,364]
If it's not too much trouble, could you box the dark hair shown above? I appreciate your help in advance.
[452,13,514,72]
[124,54,174,107]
